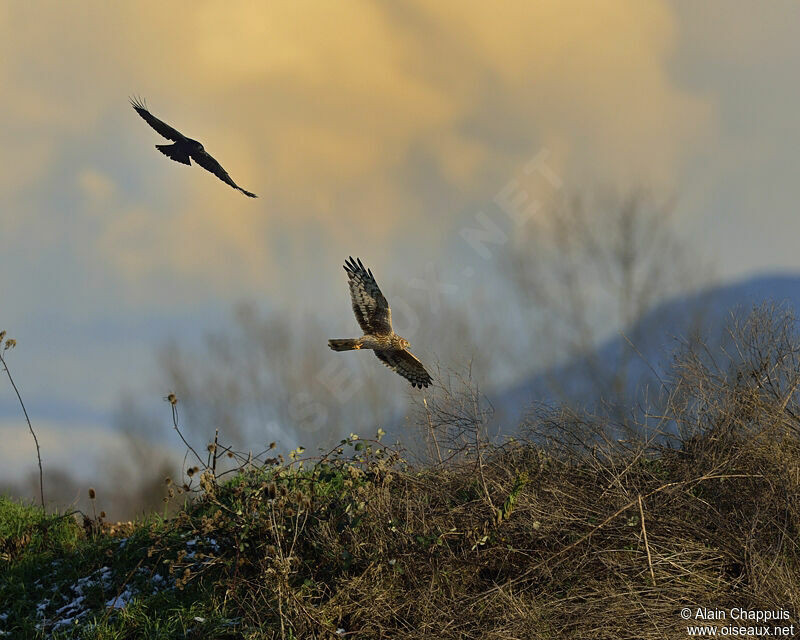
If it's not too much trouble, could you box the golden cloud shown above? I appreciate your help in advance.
[4,1,711,295]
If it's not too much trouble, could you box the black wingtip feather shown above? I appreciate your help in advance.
[129,95,147,112]
[344,256,361,275]
[343,257,373,279]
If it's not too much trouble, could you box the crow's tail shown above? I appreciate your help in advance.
[156,143,191,166]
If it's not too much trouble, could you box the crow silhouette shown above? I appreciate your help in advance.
[130,97,257,198]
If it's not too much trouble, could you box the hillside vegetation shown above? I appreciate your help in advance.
[1,306,799,638]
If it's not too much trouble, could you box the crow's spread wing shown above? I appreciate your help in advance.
[344,257,392,335]
[374,350,432,389]
[192,149,258,198]
[130,97,186,142]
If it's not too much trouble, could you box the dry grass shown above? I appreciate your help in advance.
[2,305,799,638]
[137,305,800,638]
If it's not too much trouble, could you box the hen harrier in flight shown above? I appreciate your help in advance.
[130,97,257,198]
[329,257,432,389]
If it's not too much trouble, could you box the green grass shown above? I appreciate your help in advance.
[0,496,240,639]
[0,497,81,560]
[0,456,381,639]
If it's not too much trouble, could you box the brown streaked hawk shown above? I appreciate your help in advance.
[328,257,432,389]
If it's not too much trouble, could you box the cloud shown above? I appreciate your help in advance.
[0,418,123,483]
[78,169,117,207]
[0,1,711,298]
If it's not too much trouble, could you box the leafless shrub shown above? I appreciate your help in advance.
[142,304,798,638]
[503,189,712,412]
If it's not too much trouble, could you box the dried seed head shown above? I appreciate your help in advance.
[269,442,276,450]
[207,443,216,453]
[165,477,172,486]
[88,488,96,500]
[166,393,177,405]
[99,511,106,519]
[4,339,16,350]
[0,331,5,342]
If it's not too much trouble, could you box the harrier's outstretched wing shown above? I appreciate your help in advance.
[375,350,432,389]
[130,97,185,142]
[192,150,258,198]
[344,257,392,335]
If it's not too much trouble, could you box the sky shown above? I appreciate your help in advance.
[2,1,800,487]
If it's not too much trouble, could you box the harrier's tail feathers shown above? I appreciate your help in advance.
[328,338,361,351]
[156,143,191,165]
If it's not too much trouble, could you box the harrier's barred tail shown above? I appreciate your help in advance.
[328,339,362,351]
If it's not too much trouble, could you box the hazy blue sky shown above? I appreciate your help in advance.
[2,1,800,483]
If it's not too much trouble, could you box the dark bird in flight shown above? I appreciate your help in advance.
[328,257,433,389]
[130,97,257,198]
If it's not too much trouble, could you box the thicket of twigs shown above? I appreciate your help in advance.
[137,305,798,638]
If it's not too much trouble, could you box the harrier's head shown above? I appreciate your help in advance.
[398,337,411,350]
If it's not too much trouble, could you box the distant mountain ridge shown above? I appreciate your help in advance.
[493,272,800,422]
